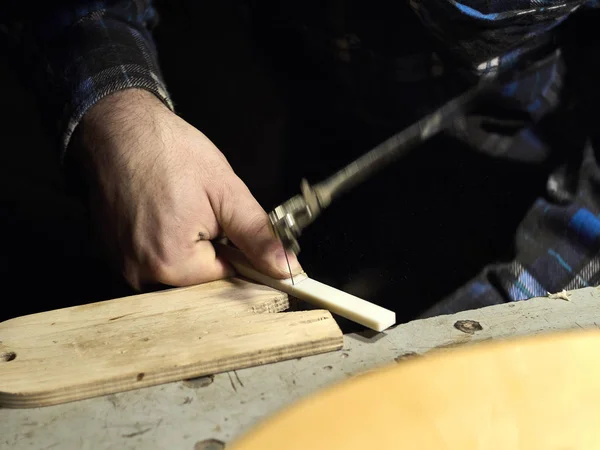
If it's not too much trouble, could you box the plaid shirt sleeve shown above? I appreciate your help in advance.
[412,1,600,316]
[1,0,174,160]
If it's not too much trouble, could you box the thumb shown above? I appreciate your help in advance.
[214,176,303,279]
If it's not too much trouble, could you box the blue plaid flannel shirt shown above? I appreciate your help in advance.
[0,1,174,160]
[2,0,600,316]
[406,0,600,316]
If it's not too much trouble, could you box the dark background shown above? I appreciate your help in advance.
[0,1,551,324]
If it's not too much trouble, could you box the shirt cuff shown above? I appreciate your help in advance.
[49,8,174,160]
[62,65,174,160]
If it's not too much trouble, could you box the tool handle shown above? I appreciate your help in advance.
[269,42,562,254]
[313,85,482,208]
[313,41,562,206]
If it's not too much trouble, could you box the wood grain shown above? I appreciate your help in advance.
[0,278,343,408]
[229,329,600,450]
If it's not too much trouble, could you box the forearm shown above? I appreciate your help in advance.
[1,0,173,159]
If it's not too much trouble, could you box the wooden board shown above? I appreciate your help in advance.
[229,328,600,450]
[0,278,343,408]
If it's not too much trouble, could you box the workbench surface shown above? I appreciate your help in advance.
[3,287,600,449]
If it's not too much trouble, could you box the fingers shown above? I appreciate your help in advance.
[212,175,303,279]
[136,241,235,288]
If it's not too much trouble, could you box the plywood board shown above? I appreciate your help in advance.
[0,278,343,408]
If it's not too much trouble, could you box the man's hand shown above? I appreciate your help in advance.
[75,89,301,290]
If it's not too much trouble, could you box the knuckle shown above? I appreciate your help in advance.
[143,246,184,285]
[149,262,172,283]
[212,177,238,223]
[145,258,174,284]
[245,212,270,238]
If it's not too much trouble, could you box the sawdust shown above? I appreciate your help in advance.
[547,290,571,301]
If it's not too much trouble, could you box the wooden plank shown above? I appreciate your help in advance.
[2,278,290,334]
[216,243,396,331]
[0,277,343,408]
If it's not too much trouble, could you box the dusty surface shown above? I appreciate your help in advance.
[2,287,600,449]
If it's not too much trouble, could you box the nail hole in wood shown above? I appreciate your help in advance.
[194,439,225,450]
[454,320,483,334]
[183,375,214,389]
[137,372,145,381]
[1,352,16,362]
